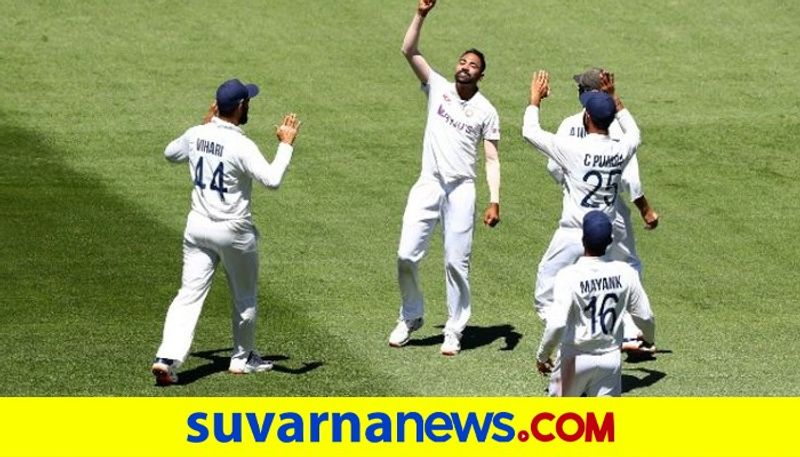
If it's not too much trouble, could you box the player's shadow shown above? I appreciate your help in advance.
[622,367,667,394]
[625,348,673,364]
[169,348,324,386]
[406,324,522,352]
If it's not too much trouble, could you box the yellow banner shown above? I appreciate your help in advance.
[0,398,794,457]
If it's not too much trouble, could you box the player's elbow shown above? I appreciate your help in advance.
[629,130,642,148]
[521,125,537,141]
[262,178,282,189]
[260,172,285,189]
[164,151,182,163]
[521,128,544,150]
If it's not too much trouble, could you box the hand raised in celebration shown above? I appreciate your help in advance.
[599,70,615,95]
[530,70,550,107]
[418,0,436,16]
[276,113,301,145]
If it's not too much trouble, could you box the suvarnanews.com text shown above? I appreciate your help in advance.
[186,410,614,444]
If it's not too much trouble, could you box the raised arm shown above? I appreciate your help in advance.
[401,0,436,84]
[244,114,301,189]
[164,133,189,163]
[600,71,641,152]
[522,70,571,168]
[165,103,218,163]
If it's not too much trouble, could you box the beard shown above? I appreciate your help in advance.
[239,105,249,125]
[455,70,475,84]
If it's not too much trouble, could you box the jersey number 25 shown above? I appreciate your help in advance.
[580,170,622,208]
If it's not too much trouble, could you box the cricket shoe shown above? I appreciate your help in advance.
[441,330,462,356]
[229,351,274,374]
[388,317,423,347]
[152,358,178,386]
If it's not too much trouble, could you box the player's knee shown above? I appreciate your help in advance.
[444,256,468,277]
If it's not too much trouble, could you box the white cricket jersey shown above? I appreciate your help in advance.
[523,106,640,229]
[164,117,293,221]
[537,256,655,361]
[555,112,643,200]
[420,70,500,183]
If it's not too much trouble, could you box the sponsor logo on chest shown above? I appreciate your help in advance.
[437,92,482,134]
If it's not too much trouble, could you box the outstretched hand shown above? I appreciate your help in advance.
[530,70,550,107]
[418,0,436,16]
[276,113,301,145]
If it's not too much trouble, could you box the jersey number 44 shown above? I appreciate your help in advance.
[193,156,228,201]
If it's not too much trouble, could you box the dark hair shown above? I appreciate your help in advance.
[217,101,239,117]
[461,48,486,73]
[583,239,609,257]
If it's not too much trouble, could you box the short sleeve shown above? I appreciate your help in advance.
[483,107,500,141]
[422,69,447,96]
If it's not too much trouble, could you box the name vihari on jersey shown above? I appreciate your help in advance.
[197,138,224,157]
[437,104,480,135]
[580,275,623,294]
[583,154,624,168]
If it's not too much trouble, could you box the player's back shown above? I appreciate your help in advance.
[556,111,623,140]
[180,118,259,222]
[557,134,631,229]
[553,256,642,355]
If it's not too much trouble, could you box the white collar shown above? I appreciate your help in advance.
[211,116,243,134]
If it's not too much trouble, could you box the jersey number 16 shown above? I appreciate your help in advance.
[583,293,619,335]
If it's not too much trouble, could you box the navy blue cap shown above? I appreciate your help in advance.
[583,210,613,252]
[579,90,616,130]
[216,79,259,111]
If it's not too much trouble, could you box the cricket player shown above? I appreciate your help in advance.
[522,70,639,324]
[551,68,659,351]
[388,0,501,356]
[536,210,655,396]
[151,79,301,386]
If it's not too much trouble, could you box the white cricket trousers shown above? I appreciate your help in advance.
[534,224,641,339]
[608,202,644,339]
[609,201,642,275]
[397,177,475,334]
[156,211,260,367]
[534,226,584,320]
[548,349,622,397]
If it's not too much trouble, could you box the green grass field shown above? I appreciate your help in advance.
[1,0,798,396]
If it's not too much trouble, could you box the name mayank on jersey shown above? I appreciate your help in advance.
[579,275,623,294]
